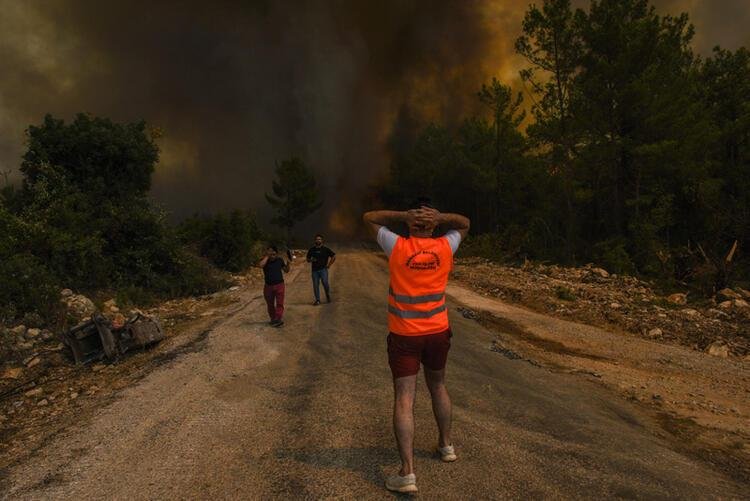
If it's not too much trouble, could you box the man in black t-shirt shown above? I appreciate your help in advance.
[306,234,336,305]
[258,245,290,327]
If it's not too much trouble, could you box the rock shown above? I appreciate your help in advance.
[61,292,97,321]
[737,288,750,300]
[60,288,73,298]
[1,367,23,379]
[647,328,663,338]
[718,300,733,310]
[591,267,610,278]
[706,341,729,358]
[69,392,78,400]
[25,357,41,368]
[733,299,749,309]
[25,328,41,339]
[40,330,55,341]
[24,387,43,397]
[609,302,621,309]
[92,364,106,372]
[667,293,687,305]
[716,288,741,302]
[229,286,240,291]
[37,399,49,407]
[16,341,34,350]
[681,309,700,317]
[10,325,27,336]
[707,308,730,319]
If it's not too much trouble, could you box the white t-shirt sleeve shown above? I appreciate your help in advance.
[377,226,399,257]
[444,230,462,254]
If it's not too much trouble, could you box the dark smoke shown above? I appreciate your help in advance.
[0,0,746,236]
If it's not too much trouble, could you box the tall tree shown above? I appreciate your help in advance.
[696,46,750,285]
[265,157,323,238]
[478,78,526,231]
[515,0,584,261]
[574,0,705,273]
[21,113,159,204]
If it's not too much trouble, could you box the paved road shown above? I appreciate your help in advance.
[3,250,746,499]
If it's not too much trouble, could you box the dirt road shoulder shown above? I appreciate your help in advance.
[446,282,750,482]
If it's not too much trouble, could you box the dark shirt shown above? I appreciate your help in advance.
[306,246,335,271]
[263,258,285,285]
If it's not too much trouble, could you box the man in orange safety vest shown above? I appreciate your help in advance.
[363,198,470,494]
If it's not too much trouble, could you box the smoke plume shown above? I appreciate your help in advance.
[0,0,746,236]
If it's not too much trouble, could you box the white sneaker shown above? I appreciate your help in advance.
[385,473,418,493]
[438,444,457,462]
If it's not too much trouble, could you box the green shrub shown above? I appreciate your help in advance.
[456,233,506,262]
[179,210,262,272]
[0,252,61,324]
[593,238,635,275]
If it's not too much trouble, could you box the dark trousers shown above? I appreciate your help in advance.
[263,283,285,321]
[311,268,330,301]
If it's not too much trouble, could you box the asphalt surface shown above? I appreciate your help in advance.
[2,249,747,499]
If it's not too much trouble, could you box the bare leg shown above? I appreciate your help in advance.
[424,368,452,447]
[393,375,417,475]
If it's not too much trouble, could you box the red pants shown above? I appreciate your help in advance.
[263,283,285,321]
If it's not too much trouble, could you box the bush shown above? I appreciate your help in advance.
[0,114,237,324]
[593,238,635,275]
[0,205,60,323]
[0,252,61,324]
[456,233,506,262]
[179,210,262,272]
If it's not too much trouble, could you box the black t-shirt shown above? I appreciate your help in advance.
[307,246,335,271]
[263,258,285,285]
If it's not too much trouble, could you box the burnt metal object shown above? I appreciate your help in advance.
[118,313,165,354]
[63,313,164,365]
[63,314,117,365]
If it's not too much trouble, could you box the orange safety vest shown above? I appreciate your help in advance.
[388,235,453,336]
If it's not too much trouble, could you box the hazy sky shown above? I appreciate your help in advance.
[0,0,747,233]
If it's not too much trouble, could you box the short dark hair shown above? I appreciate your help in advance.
[314,234,323,239]
[411,196,435,210]
[268,245,278,252]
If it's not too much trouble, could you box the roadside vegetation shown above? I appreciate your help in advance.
[0,114,259,326]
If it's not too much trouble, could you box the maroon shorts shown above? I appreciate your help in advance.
[387,329,452,379]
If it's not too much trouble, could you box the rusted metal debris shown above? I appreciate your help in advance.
[62,312,164,365]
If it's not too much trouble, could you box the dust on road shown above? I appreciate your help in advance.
[2,250,747,499]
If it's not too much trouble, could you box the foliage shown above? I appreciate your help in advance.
[455,234,507,262]
[0,205,61,323]
[265,157,323,236]
[179,210,263,272]
[0,114,228,324]
[376,0,750,291]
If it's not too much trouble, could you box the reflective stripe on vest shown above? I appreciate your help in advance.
[388,287,445,304]
[388,304,447,319]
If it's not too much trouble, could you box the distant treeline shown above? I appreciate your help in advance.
[379,0,749,291]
